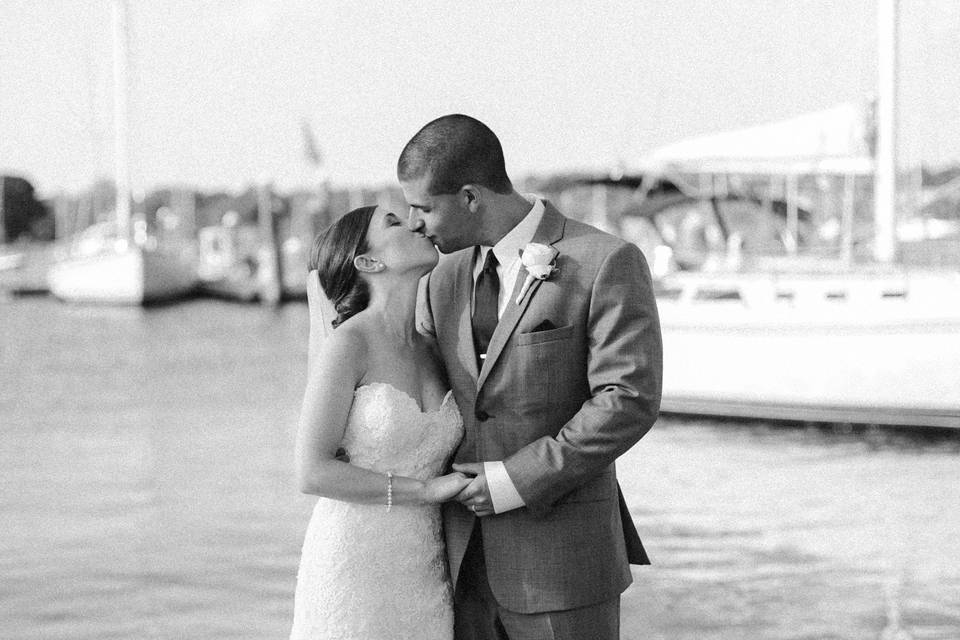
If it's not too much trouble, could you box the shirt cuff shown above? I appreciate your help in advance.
[484,461,526,513]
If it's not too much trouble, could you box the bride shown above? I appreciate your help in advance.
[289,205,469,640]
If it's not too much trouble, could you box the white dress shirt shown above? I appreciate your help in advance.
[473,196,545,514]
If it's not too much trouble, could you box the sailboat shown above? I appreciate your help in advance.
[47,0,195,305]
[618,0,960,427]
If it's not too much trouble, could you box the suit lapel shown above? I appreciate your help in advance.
[477,203,566,391]
[450,249,479,383]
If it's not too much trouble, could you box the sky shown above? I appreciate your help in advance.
[1,0,958,196]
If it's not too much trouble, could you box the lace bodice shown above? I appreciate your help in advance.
[289,382,463,640]
[340,382,462,480]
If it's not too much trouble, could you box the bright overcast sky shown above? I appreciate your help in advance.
[1,0,958,195]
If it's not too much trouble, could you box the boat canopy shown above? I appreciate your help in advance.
[633,101,875,176]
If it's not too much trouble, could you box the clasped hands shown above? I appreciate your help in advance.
[422,463,494,516]
[450,463,495,517]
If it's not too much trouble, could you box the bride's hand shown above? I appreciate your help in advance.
[421,472,472,504]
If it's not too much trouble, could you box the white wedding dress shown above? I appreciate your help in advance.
[289,382,464,640]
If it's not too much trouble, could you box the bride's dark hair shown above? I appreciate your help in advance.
[309,205,377,329]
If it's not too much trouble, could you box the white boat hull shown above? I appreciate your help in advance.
[658,271,960,428]
[47,245,195,305]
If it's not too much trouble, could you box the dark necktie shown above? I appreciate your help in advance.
[472,249,500,366]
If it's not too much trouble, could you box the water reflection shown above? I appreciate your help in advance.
[621,418,960,640]
[1,298,957,639]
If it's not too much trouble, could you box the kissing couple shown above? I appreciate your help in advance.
[289,115,663,640]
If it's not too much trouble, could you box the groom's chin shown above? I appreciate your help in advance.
[434,240,464,255]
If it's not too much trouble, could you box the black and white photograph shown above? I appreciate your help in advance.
[2,2,959,639]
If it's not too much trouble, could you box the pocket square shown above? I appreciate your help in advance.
[532,319,557,332]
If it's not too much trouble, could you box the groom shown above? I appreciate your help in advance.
[402,115,662,640]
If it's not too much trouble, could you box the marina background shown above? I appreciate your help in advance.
[3,1,960,638]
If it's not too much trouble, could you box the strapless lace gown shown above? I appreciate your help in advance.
[289,382,464,640]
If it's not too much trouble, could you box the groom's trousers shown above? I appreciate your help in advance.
[453,521,620,640]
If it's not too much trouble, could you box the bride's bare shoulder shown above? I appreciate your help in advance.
[326,317,369,351]
[313,316,372,377]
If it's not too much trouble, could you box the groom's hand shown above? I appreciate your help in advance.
[452,463,494,517]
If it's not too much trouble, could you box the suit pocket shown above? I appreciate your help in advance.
[512,324,583,414]
[516,323,574,346]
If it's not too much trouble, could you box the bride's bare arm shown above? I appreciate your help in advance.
[295,325,468,505]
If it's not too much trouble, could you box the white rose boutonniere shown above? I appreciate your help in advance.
[515,243,559,304]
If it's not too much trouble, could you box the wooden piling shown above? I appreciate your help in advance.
[257,181,283,306]
[0,176,6,245]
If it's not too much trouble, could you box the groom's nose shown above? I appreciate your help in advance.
[406,208,424,232]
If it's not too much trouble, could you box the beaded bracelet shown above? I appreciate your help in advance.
[386,472,393,512]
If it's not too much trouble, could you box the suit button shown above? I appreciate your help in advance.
[475,409,490,422]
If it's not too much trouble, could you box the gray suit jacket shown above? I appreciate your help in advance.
[418,201,662,614]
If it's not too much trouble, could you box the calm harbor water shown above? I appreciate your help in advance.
[2,297,958,640]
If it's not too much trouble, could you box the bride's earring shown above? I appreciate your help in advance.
[354,255,385,273]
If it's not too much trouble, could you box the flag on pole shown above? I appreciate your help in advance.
[301,120,323,167]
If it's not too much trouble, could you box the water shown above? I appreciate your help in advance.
[2,298,958,639]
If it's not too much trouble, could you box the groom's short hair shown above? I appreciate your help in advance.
[398,114,512,195]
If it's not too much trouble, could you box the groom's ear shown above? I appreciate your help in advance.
[460,185,481,213]
[353,255,385,273]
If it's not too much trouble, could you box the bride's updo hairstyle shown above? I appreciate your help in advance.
[309,205,377,329]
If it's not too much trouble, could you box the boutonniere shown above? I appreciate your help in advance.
[515,243,559,304]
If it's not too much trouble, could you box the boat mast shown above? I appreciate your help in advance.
[112,0,131,241]
[873,0,898,262]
